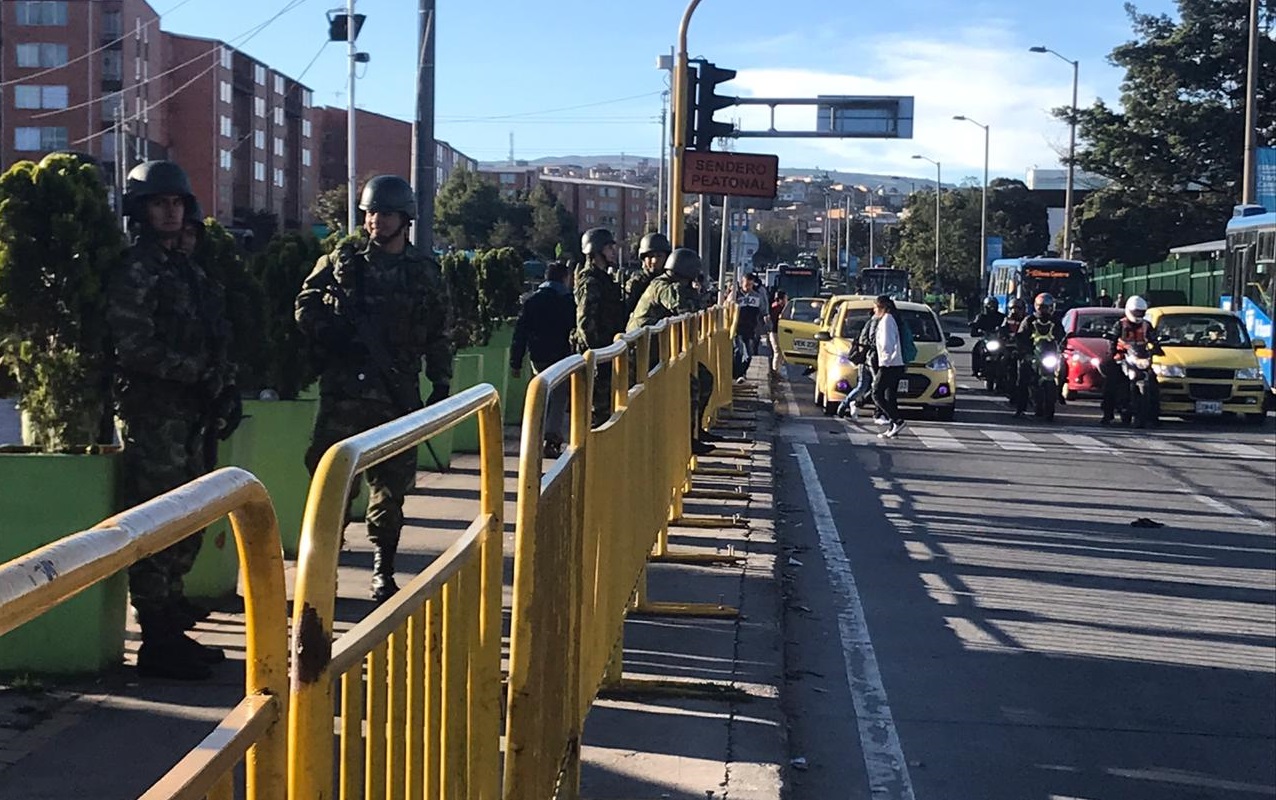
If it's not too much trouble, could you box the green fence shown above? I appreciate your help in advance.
[1093,248,1225,307]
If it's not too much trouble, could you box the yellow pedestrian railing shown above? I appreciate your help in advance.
[0,468,289,800]
[286,384,505,800]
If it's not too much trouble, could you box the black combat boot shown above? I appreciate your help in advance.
[136,611,212,681]
[370,547,399,605]
[173,595,211,631]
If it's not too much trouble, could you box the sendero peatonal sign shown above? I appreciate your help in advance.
[681,151,779,199]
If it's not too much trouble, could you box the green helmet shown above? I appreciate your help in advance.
[665,248,702,282]
[185,200,205,227]
[359,175,416,220]
[123,160,194,219]
[581,227,616,255]
[639,232,672,258]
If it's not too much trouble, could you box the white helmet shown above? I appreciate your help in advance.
[1125,295,1148,322]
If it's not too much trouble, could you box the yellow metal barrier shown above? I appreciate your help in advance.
[286,385,505,800]
[0,468,289,800]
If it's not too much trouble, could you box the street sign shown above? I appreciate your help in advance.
[1258,147,1276,212]
[681,151,779,199]
[987,236,1004,264]
[816,96,914,139]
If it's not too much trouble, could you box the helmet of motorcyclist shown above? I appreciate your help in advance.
[639,232,672,258]
[1125,295,1148,322]
[581,227,616,255]
[1034,292,1056,315]
[983,296,999,313]
[359,175,416,220]
[1008,297,1027,317]
[664,248,701,282]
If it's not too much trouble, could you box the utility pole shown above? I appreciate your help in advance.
[1031,46,1080,257]
[843,196,852,274]
[669,0,704,247]
[955,116,991,288]
[345,0,358,234]
[411,0,435,251]
[698,194,710,261]
[1242,0,1260,204]
[658,90,669,235]
[719,195,732,293]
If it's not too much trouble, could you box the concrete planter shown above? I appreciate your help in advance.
[0,452,124,676]
[183,415,256,605]
[448,354,486,454]
[240,398,317,558]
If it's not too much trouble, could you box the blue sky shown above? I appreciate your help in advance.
[159,0,1182,182]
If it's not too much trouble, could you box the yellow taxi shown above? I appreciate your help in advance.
[774,297,827,367]
[813,298,963,420]
[1147,306,1269,423]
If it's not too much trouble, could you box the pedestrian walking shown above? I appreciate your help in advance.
[295,175,453,605]
[728,272,769,382]
[768,289,788,374]
[628,248,715,455]
[625,232,671,313]
[572,227,627,426]
[837,313,878,419]
[108,160,239,680]
[872,294,908,438]
[511,260,576,458]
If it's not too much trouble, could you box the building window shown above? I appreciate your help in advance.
[14,85,67,110]
[102,11,123,38]
[254,130,265,149]
[254,97,266,118]
[220,47,232,69]
[254,64,266,85]
[101,92,122,121]
[220,81,232,103]
[220,149,232,170]
[273,75,284,94]
[16,43,66,68]
[15,2,68,26]
[102,51,123,81]
[14,126,67,151]
[499,174,515,185]
[254,161,265,182]
[302,148,311,167]
[273,168,285,188]
[302,119,312,138]
[585,199,596,209]
[220,115,232,138]
[302,89,312,107]
[273,137,284,157]
[273,107,284,126]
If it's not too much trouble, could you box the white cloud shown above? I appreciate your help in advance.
[726,24,1117,182]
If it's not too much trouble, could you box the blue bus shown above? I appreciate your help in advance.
[987,257,1092,316]
[1223,204,1275,389]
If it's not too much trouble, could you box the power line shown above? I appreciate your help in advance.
[74,59,219,146]
[440,91,664,123]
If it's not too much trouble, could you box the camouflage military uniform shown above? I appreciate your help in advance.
[108,237,233,628]
[295,240,453,554]
[623,268,659,315]
[627,273,714,442]
[572,263,626,426]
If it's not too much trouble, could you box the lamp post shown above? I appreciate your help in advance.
[1031,45,1079,258]
[1242,0,1259,204]
[954,115,990,289]
[669,0,705,247]
[912,155,941,291]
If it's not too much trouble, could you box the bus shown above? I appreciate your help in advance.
[775,262,821,299]
[854,267,910,299]
[987,257,1093,316]
[1223,204,1275,388]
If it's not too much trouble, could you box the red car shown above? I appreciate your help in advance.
[1061,307,1124,398]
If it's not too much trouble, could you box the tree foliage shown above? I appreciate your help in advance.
[1064,0,1276,262]
[0,156,122,449]
[198,220,270,394]
[251,231,324,399]
[434,169,578,257]
[311,186,349,234]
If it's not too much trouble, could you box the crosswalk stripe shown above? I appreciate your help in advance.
[981,430,1042,452]
[1142,438,1198,458]
[1054,433,1117,454]
[1203,442,1274,460]
[911,427,964,450]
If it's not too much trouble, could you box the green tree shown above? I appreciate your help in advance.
[311,186,349,234]
[0,156,122,449]
[527,184,577,258]
[435,169,505,250]
[1063,0,1276,261]
[986,179,1051,260]
[251,231,324,399]
[441,252,480,348]
[198,220,270,393]
[754,218,800,265]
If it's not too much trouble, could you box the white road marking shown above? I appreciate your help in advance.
[844,422,881,447]
[780,378,801,419]
[981,429,1042,452]
[1203,442,1273,460]
[792,444,916,799]
[1054,433,1117,454]
[911,426,964,450]
[1141,438,1198,458]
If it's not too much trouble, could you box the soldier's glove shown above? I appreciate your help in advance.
[214,385,243,441]
[425,383,450,407]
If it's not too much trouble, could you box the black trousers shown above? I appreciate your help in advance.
[873,365,906,424]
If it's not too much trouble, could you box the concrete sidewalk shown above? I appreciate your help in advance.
[0,364,783,799]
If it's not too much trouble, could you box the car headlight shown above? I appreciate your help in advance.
[1153,364,1186,378]
[1236,367,1262,380]
[1089,357,1101,369]
[985,340,1001,352]
[926,354,951,371]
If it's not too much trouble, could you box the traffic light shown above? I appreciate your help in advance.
[686,60,737,151]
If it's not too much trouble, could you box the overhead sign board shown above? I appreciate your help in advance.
[681,151,779,199]
[816,96,914,139]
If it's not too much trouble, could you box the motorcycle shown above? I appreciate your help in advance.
[1114,340,1161,427]
[1018,340,1061,421]
[980,332,1014,394]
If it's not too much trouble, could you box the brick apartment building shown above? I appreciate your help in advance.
[475,168,650,245]
[478,165,540,199]
[316,106,476,194]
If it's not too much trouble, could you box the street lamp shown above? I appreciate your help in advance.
[912,154,941,292]
[1031,45,1079,258]
[954,115,990,289]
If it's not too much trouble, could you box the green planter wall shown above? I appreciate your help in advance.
[240,398,317,558]
[418,374,456,471]
[0,453,124,676]
[449,354,486,454]
[184,416,257,605]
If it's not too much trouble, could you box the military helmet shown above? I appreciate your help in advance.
[665,248,702,281]
[581,227,616,255]
[359,175,417,220]
[639,232,672,258]
[185,200,205,227]
[123,160,194,218]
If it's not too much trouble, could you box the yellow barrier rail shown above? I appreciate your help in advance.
[0,468,288,800]
[286,385,504,800]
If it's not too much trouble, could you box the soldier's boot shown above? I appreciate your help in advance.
[370,546,399,605]
[136,612,213,681]
[173,595,212,631]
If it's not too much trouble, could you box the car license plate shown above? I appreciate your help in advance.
[794,339,817,352]
[1194,400,1223,415]
[898,378,910,392]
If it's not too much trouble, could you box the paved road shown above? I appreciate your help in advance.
[776,345,1276,800]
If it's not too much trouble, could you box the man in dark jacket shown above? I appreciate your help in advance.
[511,261,576,457]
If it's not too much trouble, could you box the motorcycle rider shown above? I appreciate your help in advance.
[969,296,1006,377]
[992,298,1028,393]
[1101,295,1160,426]
[1012,293,1065,417]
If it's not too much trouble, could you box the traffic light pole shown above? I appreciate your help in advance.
[346,0,358,234]
[669,0,704,249]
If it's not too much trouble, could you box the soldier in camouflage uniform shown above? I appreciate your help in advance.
[296,175,453,604]
[624,232,672,314]
[572,227,627,427]
[628,248,715,455]
[108,160,240,680]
